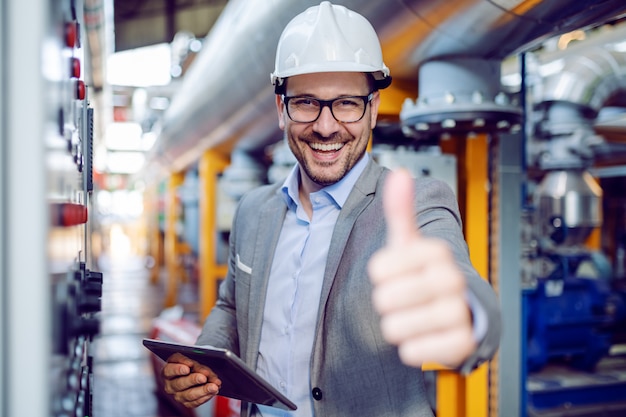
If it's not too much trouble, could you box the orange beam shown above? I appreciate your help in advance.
[164,171,185,307]
[436,134,490,417]
[586,172,601,250]
[439,370,467,416]
[145,183,162,285]
[199,150,229,321]
[464,134,490,417]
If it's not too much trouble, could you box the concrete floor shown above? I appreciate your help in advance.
[91,254,180,417]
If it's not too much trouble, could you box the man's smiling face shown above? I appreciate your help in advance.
[275,71,380,192]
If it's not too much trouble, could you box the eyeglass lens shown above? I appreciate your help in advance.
[286,95,370,123]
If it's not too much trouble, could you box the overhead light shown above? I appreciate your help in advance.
[107,43,172,87]
[105,151,146,174]
[104,122,143,150]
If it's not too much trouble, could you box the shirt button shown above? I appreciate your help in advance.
[312,387,323,401]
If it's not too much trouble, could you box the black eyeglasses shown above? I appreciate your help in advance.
[282,93,374,123]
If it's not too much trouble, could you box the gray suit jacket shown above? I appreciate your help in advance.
[197,159,501,417]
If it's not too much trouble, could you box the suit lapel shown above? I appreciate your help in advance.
[245,192,287,365]
[317,160,384,321]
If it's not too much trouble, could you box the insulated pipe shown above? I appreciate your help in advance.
[540,49,626,112]
[529,46,626,170]
[150,0,626,173]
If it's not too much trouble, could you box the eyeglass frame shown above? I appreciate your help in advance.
[281,93,374,124]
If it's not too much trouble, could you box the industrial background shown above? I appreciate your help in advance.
[2,0,626,416]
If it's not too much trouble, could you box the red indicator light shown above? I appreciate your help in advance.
[65,21,77,48]
[71,57,81,78]
[76,80,86,100]
[51,203,88,227]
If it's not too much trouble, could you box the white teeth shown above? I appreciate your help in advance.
[309,142,344,151]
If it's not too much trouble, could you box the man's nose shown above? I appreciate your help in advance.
[312,105,340,136]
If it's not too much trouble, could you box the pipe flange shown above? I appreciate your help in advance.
[400,102,522,138]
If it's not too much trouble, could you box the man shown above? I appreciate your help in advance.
[161,2,501,416]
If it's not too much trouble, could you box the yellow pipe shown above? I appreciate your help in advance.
[464,133,490,417]
[432,137,466,417]
[586,173,601,251]
[145,183,162,284]
[439,371,467,416]
[434,134,491,417]
[199,150,229,321]
[165,171,185,307]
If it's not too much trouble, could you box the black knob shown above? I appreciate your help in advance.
[312,387,323,401]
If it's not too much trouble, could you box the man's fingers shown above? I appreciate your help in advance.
[162,353,194,378]
[396,326,476,368]
[372,261,464,313]
[162,364,190,380]
[379,296,471,343]
[175,383,219,408]
[384,169,419,247]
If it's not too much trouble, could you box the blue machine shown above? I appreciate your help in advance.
[524,249,626,414]
[524,252,622,372]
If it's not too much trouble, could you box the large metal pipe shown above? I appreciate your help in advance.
[150,0,626,173]
[524,24,626,170]
[541,49,626,112]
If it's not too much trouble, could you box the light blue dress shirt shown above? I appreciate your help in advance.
[255,154,370,417]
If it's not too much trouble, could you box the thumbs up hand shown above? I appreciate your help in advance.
[368,169,476,368]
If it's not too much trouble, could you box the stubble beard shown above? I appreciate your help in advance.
[287,131,365,187]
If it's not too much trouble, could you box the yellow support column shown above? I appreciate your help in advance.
[464,133,490,417]
[145,183,162,284]
[422,363,466,416]
[432,137,466,417]
[439,371,467,416]
[199,150,229,322]
[436,133,491,417]
[164,171,185,307]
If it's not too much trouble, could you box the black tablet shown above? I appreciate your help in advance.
[142,338,297,411]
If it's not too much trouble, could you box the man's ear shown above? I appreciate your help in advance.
[276,94,286,130]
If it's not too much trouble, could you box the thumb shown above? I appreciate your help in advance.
[383,169,419,247]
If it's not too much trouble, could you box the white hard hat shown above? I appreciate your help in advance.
[271,1,392,93]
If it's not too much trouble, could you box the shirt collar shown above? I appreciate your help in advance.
[280,152,370,211]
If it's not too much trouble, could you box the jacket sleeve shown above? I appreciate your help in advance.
[414,177,502,374]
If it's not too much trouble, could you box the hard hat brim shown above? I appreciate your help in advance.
[271,67,392,94]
